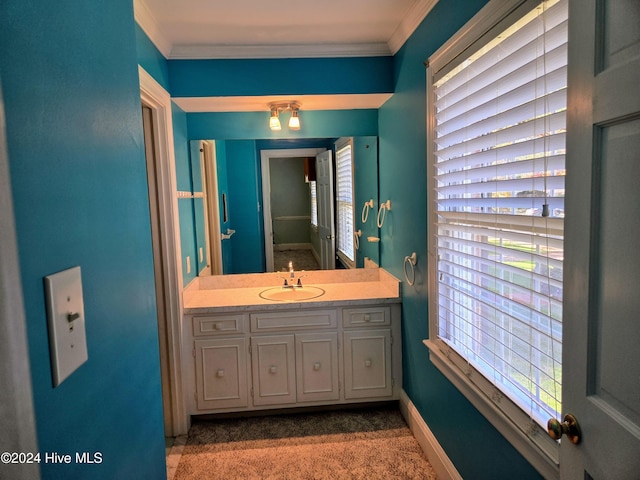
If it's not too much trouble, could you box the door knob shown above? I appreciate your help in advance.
[547,413,581,444]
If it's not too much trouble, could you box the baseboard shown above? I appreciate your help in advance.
[399,390,462,480]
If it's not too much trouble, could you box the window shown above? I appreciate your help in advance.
[309,181,318,228]
[335,138,355,267]
[425,0,567,473]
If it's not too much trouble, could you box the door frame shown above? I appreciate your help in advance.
[0,79,40,480]
[202,140,223,275]
[260,148,326,272]
[139,66,188,436]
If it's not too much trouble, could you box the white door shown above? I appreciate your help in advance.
[316,150,335,270]
[561,1,640,478]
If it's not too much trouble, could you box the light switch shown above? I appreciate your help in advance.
[44,266,88,387]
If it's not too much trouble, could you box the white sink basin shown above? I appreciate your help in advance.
[259,286,325,302]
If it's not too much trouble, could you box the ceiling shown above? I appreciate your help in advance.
[134,0,439,111]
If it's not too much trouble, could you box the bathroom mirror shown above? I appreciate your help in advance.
[187,136,379,276]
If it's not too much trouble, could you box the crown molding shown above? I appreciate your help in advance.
[388,0,439,54]
[169,42,391,59]
[135,0,437,60]
[134,0,172,58]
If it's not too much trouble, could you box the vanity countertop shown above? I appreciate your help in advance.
[183,268,401,314]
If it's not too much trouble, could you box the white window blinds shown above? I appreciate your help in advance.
[336,141,355,264]
[310,181,318,228]
[431,0,566,429]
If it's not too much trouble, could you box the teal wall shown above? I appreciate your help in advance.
[186,109,378,140]
[378,1,541,478]
[135,24,170,92]
[172,103,198,285]
[1,1,166,478]
[353,136,379,267]
[225,140,264,273]
[169,57,393,97]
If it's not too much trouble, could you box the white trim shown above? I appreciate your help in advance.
[201,140,223,276]
[399,390,462,480]
[334,137,356,269]
[427,0,534,75]
[388,0,440,55]
[260,148,326,272]
[0,79,40,480]
[139,66,189,436]
[170,42,391,60]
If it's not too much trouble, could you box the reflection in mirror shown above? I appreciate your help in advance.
[190,140,222,276]
[188,137,379,276]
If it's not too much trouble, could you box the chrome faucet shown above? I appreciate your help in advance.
[289,261,295,281]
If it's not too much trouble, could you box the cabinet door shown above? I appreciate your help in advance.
[295,332,339,403]
[251,335,296,406]
[194,338,248,410]
[343,329,393,399]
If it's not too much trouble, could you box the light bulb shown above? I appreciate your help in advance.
[269,108,281,131]
[289,109,300,130]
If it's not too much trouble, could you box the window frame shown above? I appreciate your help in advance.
[423,1,562,478]
[335,137,356,269]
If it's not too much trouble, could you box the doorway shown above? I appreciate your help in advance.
[139,67,187,437]
[260,148,327,272]
[268,156,320,272]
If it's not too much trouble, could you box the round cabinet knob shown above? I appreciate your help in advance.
[364,314,371,322]
[313,362,321,371]
[364,359,372,368]
[547,413,581,444]
[269,366,277,374]
[216,369,225,377]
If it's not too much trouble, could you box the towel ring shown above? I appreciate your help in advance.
[354,230,362,250]
[404,252,417,286]
[361,199,374,223]
[377,200,392,228]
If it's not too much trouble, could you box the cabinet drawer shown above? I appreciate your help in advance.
[342,307,390,328]
[192,314,247,336]
[250,309,337,332]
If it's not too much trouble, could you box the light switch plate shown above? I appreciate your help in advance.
[44,266,88,387]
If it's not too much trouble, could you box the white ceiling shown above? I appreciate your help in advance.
[135,0,438,59]
[134,0,438,111]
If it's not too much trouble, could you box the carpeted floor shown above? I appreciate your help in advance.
[173,407,437,480]
[274,248,320,272]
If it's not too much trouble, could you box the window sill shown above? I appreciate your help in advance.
[423,338,559,480]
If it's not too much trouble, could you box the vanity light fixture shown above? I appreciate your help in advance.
[268,102,301,131]
[269,105,281,131]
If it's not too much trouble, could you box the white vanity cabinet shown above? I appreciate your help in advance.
[250,332,340,406]
[250,309,339,406]
[343,307,393,399]
[188,303,400,415]
[192,314,249,411]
